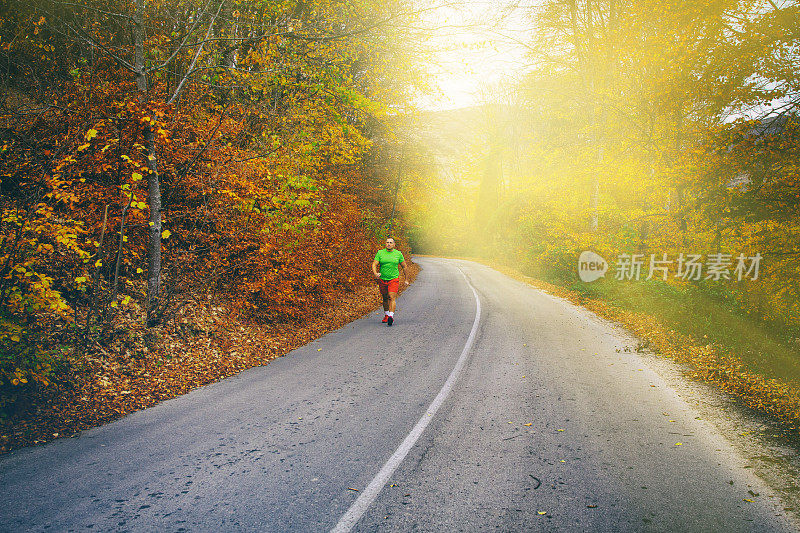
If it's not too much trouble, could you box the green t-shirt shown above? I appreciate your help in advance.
[374,248,405,280]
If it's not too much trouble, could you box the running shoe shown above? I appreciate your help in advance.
[387,316,393,327]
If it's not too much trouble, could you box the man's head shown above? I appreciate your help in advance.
[385,237,396,250]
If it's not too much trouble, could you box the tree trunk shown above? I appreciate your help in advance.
[134,0,163,326]
[474,146,502,227]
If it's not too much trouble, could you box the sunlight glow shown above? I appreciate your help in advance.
[417,1,535,110]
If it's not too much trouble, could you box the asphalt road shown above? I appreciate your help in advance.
[0,257,796,532]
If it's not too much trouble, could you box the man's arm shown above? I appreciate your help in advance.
[372,260,381,278]
[400,260,410,285]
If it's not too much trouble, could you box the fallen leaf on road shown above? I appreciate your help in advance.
[538,511,547,515]
[675,442,683,446]
[524,423,532,427]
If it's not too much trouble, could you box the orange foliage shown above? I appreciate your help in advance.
[0,0,420,416]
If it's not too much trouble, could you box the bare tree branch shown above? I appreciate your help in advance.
[45,10,135,72]
[55,1,134,22]
[167,0,225,106]
[147,0,216,74]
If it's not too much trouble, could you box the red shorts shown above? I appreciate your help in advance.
[377,277,400,295]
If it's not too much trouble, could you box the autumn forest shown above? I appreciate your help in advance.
[2,0,800,450]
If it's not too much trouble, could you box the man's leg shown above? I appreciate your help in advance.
[387,292,398,326]
[381,293,390,322]
[379,281,390,322]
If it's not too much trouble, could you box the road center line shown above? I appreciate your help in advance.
[330,266,481,533]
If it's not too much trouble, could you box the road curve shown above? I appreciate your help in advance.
[0,257,795,532]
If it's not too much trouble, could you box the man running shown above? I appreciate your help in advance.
[372,237,409,326]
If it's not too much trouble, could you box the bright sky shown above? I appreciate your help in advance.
[416,1,536,110]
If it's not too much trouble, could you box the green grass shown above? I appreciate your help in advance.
[563,278,800,386]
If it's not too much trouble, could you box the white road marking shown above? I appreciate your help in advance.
[330,268,481,533]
